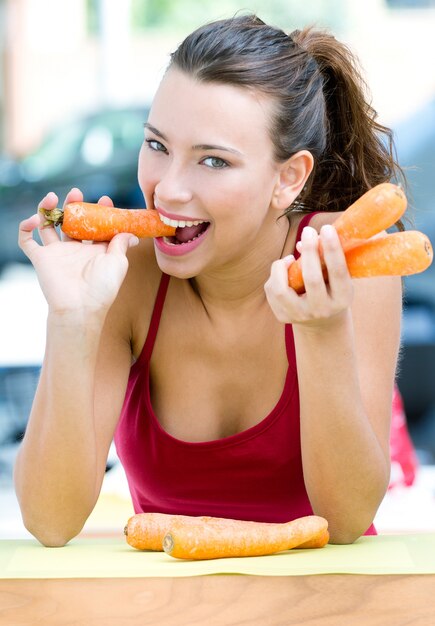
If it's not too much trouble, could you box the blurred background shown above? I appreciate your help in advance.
[0,0,434,538]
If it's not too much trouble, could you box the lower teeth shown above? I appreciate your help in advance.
[163,233,202,246]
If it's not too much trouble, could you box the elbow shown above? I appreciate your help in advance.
[327,512,378,545]
[328,529,364,545]
[22,516,84,548]
[26,526,81,548]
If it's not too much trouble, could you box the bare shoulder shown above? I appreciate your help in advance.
[308,210,345,232]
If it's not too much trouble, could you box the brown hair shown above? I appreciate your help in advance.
[169,14,405,224]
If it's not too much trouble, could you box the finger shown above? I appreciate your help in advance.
[63,187,83,207]
[61,188,84,241]
[18,214,42,260]
[320,224,352,298]
[107,233,139,257]
[38,192,61,245]
[265,255,301,312]
[299,226,328,300]
[98,195,114,207]
[269,255,296,294]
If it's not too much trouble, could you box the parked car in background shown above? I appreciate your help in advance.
[393,98,435,461]
[0,106,149,272]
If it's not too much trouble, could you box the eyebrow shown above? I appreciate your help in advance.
[144,122,243,155]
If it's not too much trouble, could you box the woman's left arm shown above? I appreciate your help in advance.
[265,223,402,544]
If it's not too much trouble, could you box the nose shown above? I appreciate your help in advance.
[154,160,193,206]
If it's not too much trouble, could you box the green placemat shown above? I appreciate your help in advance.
[1,534,434,579]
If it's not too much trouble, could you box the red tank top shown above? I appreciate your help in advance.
[114,214,376,533]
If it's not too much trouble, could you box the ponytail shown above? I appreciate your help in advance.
[291,28,405,219]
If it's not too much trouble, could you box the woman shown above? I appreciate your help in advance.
[15,14,403,546]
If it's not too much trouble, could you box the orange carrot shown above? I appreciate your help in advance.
[40,202,176,241]
[162,515,329,560]
[345,230,433,278]
[288,183,407,292]
[288,230,433,293]
[124,512,197,551]
[333,183,407,241]
[296,528,330,549]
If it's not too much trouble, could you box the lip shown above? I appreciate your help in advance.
[154,224,210,257]
[155,205,208,223]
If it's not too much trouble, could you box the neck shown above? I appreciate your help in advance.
[190,217,291,314]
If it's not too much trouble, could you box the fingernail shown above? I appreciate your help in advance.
[302,226,316,239]
[320,224,336,238]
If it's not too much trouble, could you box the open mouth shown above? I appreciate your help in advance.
[160,220,211,246]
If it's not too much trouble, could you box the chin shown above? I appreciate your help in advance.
[154,254,201,281]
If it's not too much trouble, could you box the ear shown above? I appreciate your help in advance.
[271,150,314,211]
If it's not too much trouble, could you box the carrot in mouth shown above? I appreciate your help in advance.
[40,202,176,241]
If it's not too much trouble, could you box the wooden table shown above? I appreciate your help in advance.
[1,574,435,625]
[1,536,435,625]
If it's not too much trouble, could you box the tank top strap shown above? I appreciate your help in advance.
[137,272,170,364]
[293,212,322,260]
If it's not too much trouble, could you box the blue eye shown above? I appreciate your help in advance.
[202,156,229,169]
[145,139,167,153]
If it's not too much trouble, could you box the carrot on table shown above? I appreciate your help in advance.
[40,202,176,241]
[124,512,197,551]
[162,514,329,560]
[288,230,433,294]
[296,528,330,549]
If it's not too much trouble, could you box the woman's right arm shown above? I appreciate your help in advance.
[13,189,139,547]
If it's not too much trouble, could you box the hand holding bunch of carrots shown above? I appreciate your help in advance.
[287,183,433,293]
[124,512,329,560]
[265,183,432,326]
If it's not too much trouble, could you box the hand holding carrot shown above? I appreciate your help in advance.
[287,183,433,293]
[265,223,355,327]
[18,189,140,317]
[266,183,433,326]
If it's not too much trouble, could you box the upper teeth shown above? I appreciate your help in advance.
[159,214,207,228]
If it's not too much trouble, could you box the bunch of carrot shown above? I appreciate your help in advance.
[288,183,433,293]
[124,512,329,560]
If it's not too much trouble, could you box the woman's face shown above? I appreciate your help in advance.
[138,68,283,278]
